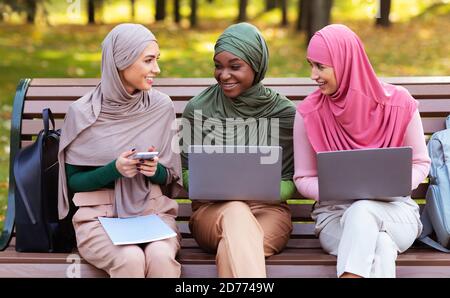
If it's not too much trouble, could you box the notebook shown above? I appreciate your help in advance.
[98,214,176,245]
[188,145,282,201]
[317,147,413,201]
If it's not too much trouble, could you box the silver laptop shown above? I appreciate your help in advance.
[317,147,412,201]
[188,145,282,201]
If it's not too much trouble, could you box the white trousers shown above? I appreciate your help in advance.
[313,198,423,278]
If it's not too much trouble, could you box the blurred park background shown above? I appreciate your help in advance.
[0,0,449,227]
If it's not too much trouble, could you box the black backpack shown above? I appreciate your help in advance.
[13,108,75,252]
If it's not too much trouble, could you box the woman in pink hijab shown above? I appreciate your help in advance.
[293,24,430,278]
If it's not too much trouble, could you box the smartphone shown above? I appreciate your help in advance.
[132,152,159,160]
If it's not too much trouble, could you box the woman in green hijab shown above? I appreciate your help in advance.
[180,23,296,278]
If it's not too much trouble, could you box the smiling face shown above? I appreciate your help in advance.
[214,51,255,99]
[119,41,160,94]
[307,59,338,96]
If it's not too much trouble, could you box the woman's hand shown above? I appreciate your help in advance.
[115,149,140,178]
[137,146,159,177]
[138,156,159,177]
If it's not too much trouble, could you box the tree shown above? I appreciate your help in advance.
[190,0,197,27]
[130,0,136,20]
[0,0,45,24]
[237,0,247,22]
[265,0,277,11]
[280,0,288,26]
[174,0,181,23]
[297,0,309,31]
[155,0,166,21]
[307,0,332,41]
[24,0,36,23]
[376,0,391,27]
[88,0,95,24]
[296,0,332,42]
[87,0,104,25]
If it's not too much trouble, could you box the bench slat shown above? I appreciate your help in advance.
[0,262,447,278]
[29,76,450,86]
[422,117,448,133]
[25,85,322,101]
[18,116,448,136]
[19,110,450,137]
[25,84,450,102]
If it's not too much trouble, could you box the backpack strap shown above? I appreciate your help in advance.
[420,237,450,253]
[42,108,55,136]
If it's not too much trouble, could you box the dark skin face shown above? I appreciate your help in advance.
[214,51,255,99]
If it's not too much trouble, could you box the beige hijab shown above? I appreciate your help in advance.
[58,23,182,219]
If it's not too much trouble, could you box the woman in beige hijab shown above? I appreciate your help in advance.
[57,23,183,277]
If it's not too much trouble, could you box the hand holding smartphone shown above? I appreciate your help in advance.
[132,152,159,160]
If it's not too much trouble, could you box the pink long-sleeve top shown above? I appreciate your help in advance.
[293,109,431,201]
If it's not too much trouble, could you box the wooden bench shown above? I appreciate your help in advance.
[1,77,450,278]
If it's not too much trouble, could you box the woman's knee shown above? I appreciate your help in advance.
[220,201,254,220]
[207,202,263,245]
[115,245,146,268]
[221,201,259,229]
[145,240,178,262]
[342,200,379,224]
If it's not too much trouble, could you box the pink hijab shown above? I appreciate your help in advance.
[297,24,418,152]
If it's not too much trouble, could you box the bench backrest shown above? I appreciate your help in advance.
[8,77,450,237]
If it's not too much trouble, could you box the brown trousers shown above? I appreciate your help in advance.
[72,186,181,278]
[189,201,292,277]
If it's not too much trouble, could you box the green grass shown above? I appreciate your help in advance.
[0,0,448,229]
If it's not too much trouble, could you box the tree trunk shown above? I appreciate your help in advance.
[88,0,95,24]
[307,0,332,42]
[130,0,136,20]
[297,0,310,31]
[155,0,166,21]
[25,0,37,24]
[280,0,288,26]
[190,0,197,27]
[174,0,181,23]
[97,0,104,24]
[237,0,247,22]
[266,0,277,11]
[376,0,391,27]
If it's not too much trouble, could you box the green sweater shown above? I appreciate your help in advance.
[66,160,168,193]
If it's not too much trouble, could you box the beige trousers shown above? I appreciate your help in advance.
[189,201,293,278]
[72,186,181,278]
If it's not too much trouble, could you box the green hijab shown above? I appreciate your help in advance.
[181,22,295,179]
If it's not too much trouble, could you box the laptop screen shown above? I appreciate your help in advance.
[188,145,282,201]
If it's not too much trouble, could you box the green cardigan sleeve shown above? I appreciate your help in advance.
[149,163,168,185]
[280,180,296,202]
[182,168,189,192]
[65,161,122,192]
[66,162,168,193]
